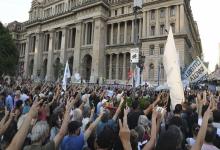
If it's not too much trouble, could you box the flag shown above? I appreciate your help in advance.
[134,66,140,87]
[184,56,208,83]
[62,61,71,91]
[163,27,185,109]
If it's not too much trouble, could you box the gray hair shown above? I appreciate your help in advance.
[135,125,145,141]
[71,108,83,122]
[138,115,151,128]
[31,121,49,142]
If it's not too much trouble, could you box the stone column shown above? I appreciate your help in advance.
[143,11,146,38]
[91,18,106,83]
[111,23,113,45]
[176,5,180,33]
[73,23,82,79]
[60,27,68,64]
[131,20,134,43]
[139,19,142,39]
[24,35,30,78]
[109,54,112,80]
[46,30,55,81]
[116,54,119,79]
[146,11,150,37]
[166,7,169,30]
[117,22,120,44]
[124,21,127,44]
[33,33,43,78]
[180,4,185,33]
[122,53,126,80]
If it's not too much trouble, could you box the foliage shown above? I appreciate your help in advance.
[53,62,64,80]
[139,97,150,110]
[0,22,19,75]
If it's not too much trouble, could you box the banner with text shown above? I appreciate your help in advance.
[184,57,208,83]
[130,48,139,63]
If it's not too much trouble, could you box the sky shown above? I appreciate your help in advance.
[0,0,219,71]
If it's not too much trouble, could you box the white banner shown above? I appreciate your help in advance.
[130,48,139,63]
[62,61,71,91]
[184,57,208,83]
[134,66,140,87]
[163,27,185,109]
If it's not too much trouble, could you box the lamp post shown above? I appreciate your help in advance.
[132,0,142,88]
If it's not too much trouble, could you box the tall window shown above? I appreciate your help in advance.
[160,8,165,18]
[170,6,176,16]
[68,28,76,48]
[107,24,111,45]
[55,31,62,50]
[171,23,175,33]
[151,10,155,20]
[160,24,165,35]
[149,45,154,55]
[149,63,154,80]
[58,31,62,50]
[44,34,50,51]
[71,28,76,48]
[159,44,164,55]
[115,10,117,16]
[160,64,164,79]
[151,26,155,36]
[32,36,36,52]
[87,22,92,45]
[121,7,124,14]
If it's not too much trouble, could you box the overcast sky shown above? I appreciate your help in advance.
[0,0,219,71]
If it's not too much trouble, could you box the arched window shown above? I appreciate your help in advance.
[149,63,154,80]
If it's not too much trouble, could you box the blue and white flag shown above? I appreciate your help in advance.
[62,61,71,91]
[184,57,208,84]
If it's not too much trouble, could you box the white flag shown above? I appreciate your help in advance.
[62,61,71,91]
[134,66,140,87]
[163,27,185,109]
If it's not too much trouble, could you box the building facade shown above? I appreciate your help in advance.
[10,0,202,84]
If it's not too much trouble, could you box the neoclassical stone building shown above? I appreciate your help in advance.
[9,0,202,84]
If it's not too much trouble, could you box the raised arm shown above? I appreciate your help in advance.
[0,107,9,127]
[0,112,14,135]
[53,97,75,149]
[84,112,103,141]
[119,108,132,150]
[112,97,125,121]
[191,100,215,150]
[143,109,158,150]
[6,100,42,150]
[143,93,162,115]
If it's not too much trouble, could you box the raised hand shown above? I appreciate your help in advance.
[119,110,130,141]
[65,97,75,112]
[29,99,43,119]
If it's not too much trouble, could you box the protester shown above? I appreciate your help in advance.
[0,79,218,150]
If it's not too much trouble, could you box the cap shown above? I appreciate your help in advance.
[39,93,46,98]
[102,99,108,104]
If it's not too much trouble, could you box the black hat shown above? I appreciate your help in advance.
[68,121,82,133]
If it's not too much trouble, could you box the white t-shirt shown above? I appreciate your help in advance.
[202,143,220,150]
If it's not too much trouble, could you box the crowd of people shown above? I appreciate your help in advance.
[0,78,219,150]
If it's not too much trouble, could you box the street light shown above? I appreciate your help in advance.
[132,0,142,88]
